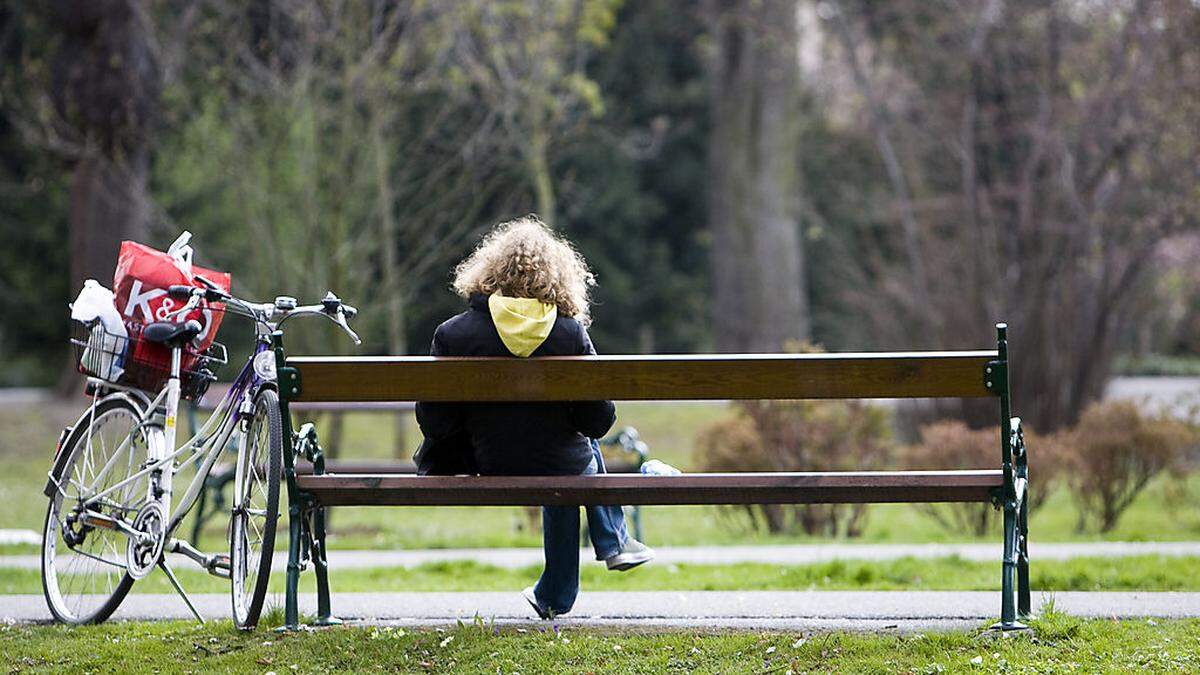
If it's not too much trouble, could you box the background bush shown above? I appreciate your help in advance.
[695,400,895,537]
[904,421,1067,537]
[1061,400,1196,533]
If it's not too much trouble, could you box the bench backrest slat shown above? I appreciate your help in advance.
[285,351,997,402]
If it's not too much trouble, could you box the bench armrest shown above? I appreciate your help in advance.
[1009,416,1028,504]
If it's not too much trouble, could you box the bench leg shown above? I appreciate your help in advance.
[311,504,341,626]
[991,501,1028,631]
[282,500,304,631]
[989,327,1029,632]
[1017,497,1031,618]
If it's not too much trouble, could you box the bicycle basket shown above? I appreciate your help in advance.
[71,322,227,401]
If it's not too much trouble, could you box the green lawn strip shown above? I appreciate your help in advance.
[6,555,1200,595]
[1,613,1198,674]
[0,544,37,555]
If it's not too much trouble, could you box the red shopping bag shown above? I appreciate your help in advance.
[113,240,232,352]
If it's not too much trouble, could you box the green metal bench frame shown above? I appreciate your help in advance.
[269,323,1030,631]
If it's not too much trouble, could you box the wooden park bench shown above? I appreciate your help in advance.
[273,323,1031,631]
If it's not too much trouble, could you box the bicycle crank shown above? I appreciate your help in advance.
[126,502,167,579]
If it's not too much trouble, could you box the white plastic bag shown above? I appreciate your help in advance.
[71,280,128,337]
[71,280,128,381]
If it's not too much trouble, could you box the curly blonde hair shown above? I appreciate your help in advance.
[452,215,596,323]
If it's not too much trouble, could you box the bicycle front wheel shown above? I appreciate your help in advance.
[230,387,282,629]
[42,395,157,624]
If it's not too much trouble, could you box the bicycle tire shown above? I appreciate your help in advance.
[230,387,283,629]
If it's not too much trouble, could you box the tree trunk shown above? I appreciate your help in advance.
[57,150,152,395]
[706,0,808,352]
[51,0,160,393]
[528,123,557,228]
[389,293,410,459]
[51,0,159,282]
[68,150,150,295]
[372,113,413,458]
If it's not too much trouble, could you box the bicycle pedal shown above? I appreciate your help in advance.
[207,554,232,577]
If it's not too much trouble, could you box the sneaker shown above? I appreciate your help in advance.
[521,586,555,620]
[604,539,655,571]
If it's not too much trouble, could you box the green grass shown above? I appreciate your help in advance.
[1115,353,1200,377]
[1,613,1198,673]
[4,401,1200,556]
[6,555,1200,595]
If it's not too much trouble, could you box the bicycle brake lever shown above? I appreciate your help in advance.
[333,308,361,345]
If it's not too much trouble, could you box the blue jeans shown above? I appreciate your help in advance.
[533,440,629,614]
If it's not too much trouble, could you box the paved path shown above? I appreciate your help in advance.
[1106,377,1200,420]
[5,591,1199,631]
[310,541,1200,570]
[5,540,1199,571]
[322,541,1200,569]
[0,530,39,546]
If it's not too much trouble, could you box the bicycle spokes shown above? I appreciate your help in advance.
[42,399,153,624]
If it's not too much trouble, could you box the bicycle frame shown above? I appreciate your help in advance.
[66,337,272,543]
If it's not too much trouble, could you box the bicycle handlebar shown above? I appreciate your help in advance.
[168,284,228,304]
[261,294,360,345]
[167,281,361,345]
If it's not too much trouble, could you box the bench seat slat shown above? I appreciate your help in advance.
[295,470,1003,506]
[285,352,998,402]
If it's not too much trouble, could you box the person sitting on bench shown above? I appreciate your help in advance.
[415,215,655,619]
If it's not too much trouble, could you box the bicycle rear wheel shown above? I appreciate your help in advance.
[230,387,282,629]
[41,396,157,624]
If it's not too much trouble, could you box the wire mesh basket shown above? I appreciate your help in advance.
[71,322,227,401]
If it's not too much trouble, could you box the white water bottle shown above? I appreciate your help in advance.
[640,459,682,476]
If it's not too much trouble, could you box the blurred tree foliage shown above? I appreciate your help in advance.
[811,0,1200,430]
[0,0,1196,444]
[558,0,711,353]
[0,4,71,386]
[0,0,712,378]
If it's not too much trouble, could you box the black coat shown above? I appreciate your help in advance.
[414,293,616,476]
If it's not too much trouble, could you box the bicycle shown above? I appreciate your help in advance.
[42,277,359,629]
